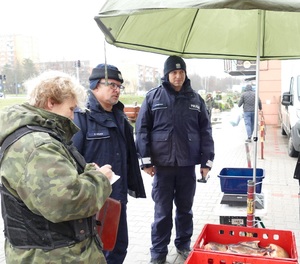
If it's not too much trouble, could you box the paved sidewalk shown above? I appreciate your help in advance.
[0,112,299,263]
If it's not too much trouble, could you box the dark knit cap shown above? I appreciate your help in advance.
[163,56,186,76]
[89,64,123,89]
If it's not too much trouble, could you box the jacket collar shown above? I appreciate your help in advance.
[23,103,79,142]
[162,78,193,95]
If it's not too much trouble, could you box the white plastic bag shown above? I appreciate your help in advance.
[229,106,242,127]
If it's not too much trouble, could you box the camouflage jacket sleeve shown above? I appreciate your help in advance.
[1,132,112,223]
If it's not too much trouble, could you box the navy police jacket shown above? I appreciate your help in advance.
[73,93,146,202]
[135,79,214,169]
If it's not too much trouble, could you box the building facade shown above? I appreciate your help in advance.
[117,62,161,94]
[0,34,39,68]
[225,59,282,126]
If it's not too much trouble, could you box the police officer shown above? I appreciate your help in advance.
[72,64,146,264]
[135,56,215,264]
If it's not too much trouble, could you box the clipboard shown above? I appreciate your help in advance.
[96,197,121,251]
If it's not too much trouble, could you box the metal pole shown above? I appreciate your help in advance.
[76,60,80,82]
[76,66,79,81]
[253,10,262,185]
[0,76,3,97]
[247,180,255,227]
[14,73,18,95]
[260,112,265,159]
[249,10,263,225]
[1,78,5,98]
[245,142,251,168]
[104,41,108,84]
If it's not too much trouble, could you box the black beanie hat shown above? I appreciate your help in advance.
[89,64,123,89]
[163,56,186,76]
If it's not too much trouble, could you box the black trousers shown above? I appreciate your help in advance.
[150,165,196,259]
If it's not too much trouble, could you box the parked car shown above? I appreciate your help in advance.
[0,92,3,98]
[281,75,300,157]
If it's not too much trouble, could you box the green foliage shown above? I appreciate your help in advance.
[22,58,38,80]
[119,94,145,105]
[1,58,38,95]
[208,92,239,111]
[213,101,229,111]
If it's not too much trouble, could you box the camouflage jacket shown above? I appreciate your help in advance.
[0,103,112,264]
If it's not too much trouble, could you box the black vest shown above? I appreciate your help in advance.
[0,125,101,250]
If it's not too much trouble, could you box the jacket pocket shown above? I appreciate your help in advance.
[187,133,201,159]
[151,132,171,159]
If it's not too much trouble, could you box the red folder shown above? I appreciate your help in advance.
[96,197,121,251]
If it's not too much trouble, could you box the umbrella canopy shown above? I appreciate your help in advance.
[95,0,300,60]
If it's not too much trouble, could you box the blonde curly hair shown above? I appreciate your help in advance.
[24,70,87,110]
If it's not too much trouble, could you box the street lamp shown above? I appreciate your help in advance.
[6,42,18,95]
[0,74,6,97]
[75,60,81,82]
[0,75,2,93]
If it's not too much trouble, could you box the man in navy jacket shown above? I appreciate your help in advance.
[73,64,146,264]
[135,56,214,264]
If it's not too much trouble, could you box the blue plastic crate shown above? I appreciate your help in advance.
[218,168,264,194]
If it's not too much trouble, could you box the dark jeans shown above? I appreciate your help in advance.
[243,111,255,138]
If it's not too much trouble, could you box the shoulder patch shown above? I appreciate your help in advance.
[189,104,200,112]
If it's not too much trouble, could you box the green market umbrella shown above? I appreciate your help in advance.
[94,0,300,227]
[94,0,300,60]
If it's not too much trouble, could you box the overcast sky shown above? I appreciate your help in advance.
[1,0,228,77]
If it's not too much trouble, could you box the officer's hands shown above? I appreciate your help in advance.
[143,166,156,177]
[197,167,210,183]
[200,167,209,178]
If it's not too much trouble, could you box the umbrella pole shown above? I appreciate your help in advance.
[245,142,251,168]
[248,9,263,227]
[247,180,255,227]
[104,40,108,84]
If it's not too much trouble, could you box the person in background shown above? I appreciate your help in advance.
[205,93,214,122]
[294,154,300,191]
[238,84,262,142]
[0,70,112,264]
[72,63,146,264]
[135,55,215,264]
